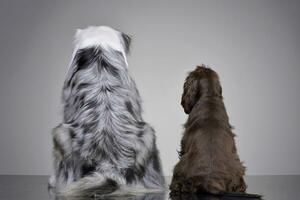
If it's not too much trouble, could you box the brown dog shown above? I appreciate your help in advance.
[170,65,246,195]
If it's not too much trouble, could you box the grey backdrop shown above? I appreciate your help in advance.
[0,0,299,176]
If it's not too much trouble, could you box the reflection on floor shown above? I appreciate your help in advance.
[50,193,261,200]
[0,175,299,200]
[49,192,166,200]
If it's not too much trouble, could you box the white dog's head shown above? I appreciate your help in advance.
[73,26,131,65]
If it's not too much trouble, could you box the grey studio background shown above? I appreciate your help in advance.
[0,0,299,177]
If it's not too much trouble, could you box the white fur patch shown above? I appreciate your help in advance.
[73,26,128,65]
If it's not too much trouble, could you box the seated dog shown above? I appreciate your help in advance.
[49,26,165,197]
[170,65,246,195]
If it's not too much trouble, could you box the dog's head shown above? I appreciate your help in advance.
[64,26,132,97]
[181,65,222,114]
[73,26,131,65]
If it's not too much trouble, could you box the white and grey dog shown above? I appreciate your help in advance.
[49,26,165,197]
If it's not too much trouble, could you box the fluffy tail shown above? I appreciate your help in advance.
[61,173,118,197]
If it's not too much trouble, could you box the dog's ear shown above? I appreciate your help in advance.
[121,33,131,54]
[181,75,200,114]
[212,74,222,97]
[218,85,222,96]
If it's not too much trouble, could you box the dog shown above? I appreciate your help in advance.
[48,26,165,197]
[170,65,247,195]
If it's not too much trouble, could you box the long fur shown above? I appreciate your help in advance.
[49,26,165,197]
[170,65,247,195]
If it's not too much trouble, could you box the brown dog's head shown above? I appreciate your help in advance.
[181,65,222,114]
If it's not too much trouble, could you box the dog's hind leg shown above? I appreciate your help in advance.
[49,124,78,192]
[141,146,165,190]
[134,123,165,189]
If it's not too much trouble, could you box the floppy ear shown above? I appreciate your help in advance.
[181,75,200,114]
[212,74,222,97]
[121,33,131,53]
[218,85,222,96]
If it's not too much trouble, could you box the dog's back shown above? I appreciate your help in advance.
[62,28,143,167]
[170,66,246,194]
[49,26,165,197]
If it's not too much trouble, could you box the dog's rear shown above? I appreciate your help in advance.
[170,66,247,195]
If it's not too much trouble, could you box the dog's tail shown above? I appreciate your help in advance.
[61,172,119,197]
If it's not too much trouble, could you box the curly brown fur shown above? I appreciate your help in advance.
[170,65,247,195]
